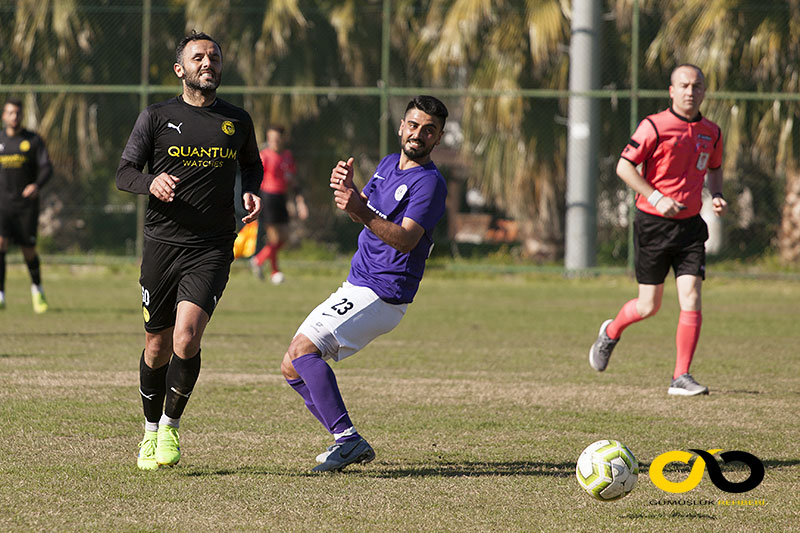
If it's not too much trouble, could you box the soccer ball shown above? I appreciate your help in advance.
[576,439,639,501]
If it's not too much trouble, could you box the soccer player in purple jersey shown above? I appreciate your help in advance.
[279,95,449,472]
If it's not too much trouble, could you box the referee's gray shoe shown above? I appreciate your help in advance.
[668,373,709,396]
[589,319,618,372]
[249,257,264,280]
[312,438,375,473]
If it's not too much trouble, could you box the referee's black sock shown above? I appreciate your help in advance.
[0,251,6,292]
[139,351,169,425]
[25,254,41,286]
[164,350,201,420]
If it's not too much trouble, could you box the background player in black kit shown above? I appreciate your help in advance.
[0,98,53,313]
[116,31,263,470]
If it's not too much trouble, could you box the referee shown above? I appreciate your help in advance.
[0,98,53,313]
[589,64,727,396]
[116,31,263,470]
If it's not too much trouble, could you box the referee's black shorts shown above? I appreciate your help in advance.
[0,202,39,246]
[634,209,708,285]
[258,192,289,225]
[139,239,233,333]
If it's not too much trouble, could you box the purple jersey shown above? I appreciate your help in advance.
[347,153,447,304]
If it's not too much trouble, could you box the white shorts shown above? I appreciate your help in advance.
[295,281,407,362]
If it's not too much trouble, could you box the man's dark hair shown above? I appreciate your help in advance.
[405,95,448,127]
[4,98,23,110]
[176,30,222,65]
[267,124,286,135]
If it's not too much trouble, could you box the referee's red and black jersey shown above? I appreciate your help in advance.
[621,107,722,219]
[118,96,263,247]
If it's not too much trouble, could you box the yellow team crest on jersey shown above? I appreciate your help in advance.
[221,121,235,136]
[142,306,150,323]
[19,140,30,152]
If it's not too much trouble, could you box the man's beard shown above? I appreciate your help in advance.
[184,71,220,93]
[401,139,432,160]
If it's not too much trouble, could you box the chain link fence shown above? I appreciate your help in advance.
[1,0,798,270]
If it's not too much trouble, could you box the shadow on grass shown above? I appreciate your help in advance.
[181,466,301,477]
[179,458,800,479]
[370,460,576,478]
[633,458,800,472]
[711,388,763,395]
[761,458,800,469]
[620,510,716,520]
[179,461,576,478]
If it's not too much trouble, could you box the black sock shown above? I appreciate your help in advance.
[139,351,169,424]
[26,255,41,286]
[0,252,5,292]
[164,350,201,419]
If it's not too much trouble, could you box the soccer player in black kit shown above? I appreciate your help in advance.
[117,31,263,470]
[0,98,53,313]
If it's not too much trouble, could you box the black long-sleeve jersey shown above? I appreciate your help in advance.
[0,128,52,211]
[116,95,263,247]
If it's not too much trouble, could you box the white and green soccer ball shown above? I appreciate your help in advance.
[576,439,639,501]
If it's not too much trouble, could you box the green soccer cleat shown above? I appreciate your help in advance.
[156,425,181,467]
[32,289,48,314]
[137,430,159,471]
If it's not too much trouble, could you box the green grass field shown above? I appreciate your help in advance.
[1,261,798,532]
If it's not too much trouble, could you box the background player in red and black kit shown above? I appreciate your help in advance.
[116,31,263,470]
[589,64,727,396]
[249,124,308,284]
[0,98,53,313]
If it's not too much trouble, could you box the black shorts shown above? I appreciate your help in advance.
[0,203,39,246]
[634,209,708,285]
[259,192,289,225]
[139,239,233,333]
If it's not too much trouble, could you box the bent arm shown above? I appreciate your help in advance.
[706,166,723,197]
[616,157,655,198]
[362,213,425,254]
[332,182,425,253]
[35,141,53,188]
[706,166,727,216]
[116,158,155,195]
[616,157,684,217]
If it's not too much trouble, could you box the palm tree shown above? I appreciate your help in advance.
[3,0,102,181]
[0,0,122,249]
[406,0,571,260]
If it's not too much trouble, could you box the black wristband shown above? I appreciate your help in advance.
[712,192,724,200]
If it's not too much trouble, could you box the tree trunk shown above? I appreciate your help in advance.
[778,168,800,263]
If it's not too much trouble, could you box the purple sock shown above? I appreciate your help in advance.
[286,377,327,429]
[291,353,360,442]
